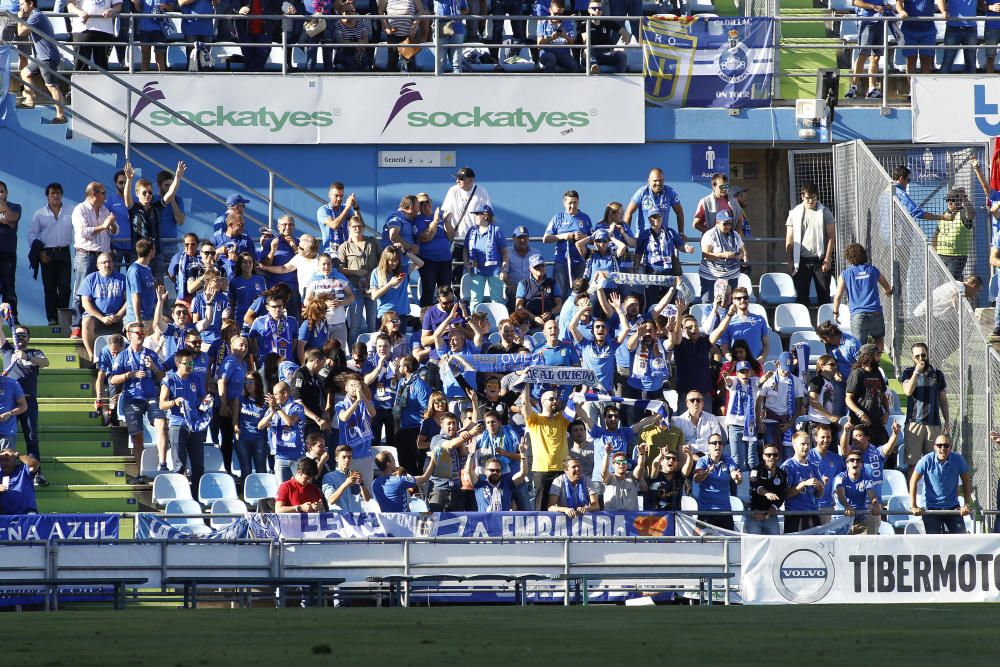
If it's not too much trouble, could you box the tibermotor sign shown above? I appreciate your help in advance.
[72,74,644,144]
[743,535,1000,604]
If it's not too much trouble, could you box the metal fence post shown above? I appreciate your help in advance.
[585,17,592,75]
[281,30,287,76]
[433,18,440,77]
[268,172,275,229]
[889,200,897,363]
[986,347,994,519]
[880,17,889,113]
[959,304,966,450]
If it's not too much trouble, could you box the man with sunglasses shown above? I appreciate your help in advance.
[600,443,648,511]
[698,209,745,305]
[834,452,882,535]
[693,173,746,235]
[899,342,949,477]
[645,447,686,511]
[159,348,212,495]
[785,181,835,307]
[111,323,167,481]
[746,444,787,534]
[0,324,50,486]
[123,161,185,279]
[709,286,770,363]
[573,399,659,487]
[909,435,971,534]
[583,1,627,74]
[420,286,468,347]
[168,233,201,304]
[674,390,723,456]
[465,442,529,512]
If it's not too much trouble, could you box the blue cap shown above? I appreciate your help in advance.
[472,204,494,216]
[226,194,249,208]
[513,225,529,237]
[778,351,794,371]
[593,229,610,241]
[646,209,663,219]
[529,254,546,267]
[715,210,734,223]
[735,361,751,372]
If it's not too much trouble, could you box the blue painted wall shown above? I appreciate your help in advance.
[0,100,916,325]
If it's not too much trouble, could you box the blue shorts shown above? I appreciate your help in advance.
[901,26,936,58]
[858,22,885,56]
[123,398,165,436]
[137,29,168,53]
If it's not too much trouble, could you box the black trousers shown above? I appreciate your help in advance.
[73,30,113,71]
[40,246,72,323]
[792,257,832,307]
[0,253,15,320]
[532,471,562,511]
[396,427,420,475]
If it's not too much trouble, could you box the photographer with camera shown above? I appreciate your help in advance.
[0,323,50,486]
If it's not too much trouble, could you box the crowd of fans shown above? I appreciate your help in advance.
[0,162,978,535]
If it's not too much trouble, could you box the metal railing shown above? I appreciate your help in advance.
[833,139,998,513]
[3,11,327,228]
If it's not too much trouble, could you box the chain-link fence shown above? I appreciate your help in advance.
[834,139,997,512]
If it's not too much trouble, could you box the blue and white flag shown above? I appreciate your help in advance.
[0,45,10,126]
[642,16,775,109]
[462,353,533,373]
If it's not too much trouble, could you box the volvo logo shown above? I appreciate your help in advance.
[772,547,835,603]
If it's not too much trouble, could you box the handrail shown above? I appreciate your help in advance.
[3,11,328,229]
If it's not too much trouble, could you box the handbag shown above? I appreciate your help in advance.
[441,20,455,36]
[154,9,181,41]
[398,37,421,61]
[304,18,327,38]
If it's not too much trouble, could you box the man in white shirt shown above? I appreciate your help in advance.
[441,166,491,285]
[673,390,724,455]
[785,182,836,307]
[29,182,74,326]
[71,181,118,338]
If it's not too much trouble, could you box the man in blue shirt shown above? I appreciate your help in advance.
[317,182,357,257]
[939,0,978,74]
[16,0,67,123]
[0,324,50,485]
[213,193,250,233]
[372,449,419,512]
[780,431,826,533]
[897,0,937,98]
[382,195,420,257]
[891,166,953,223]
[574,400,659,485]
[543,190,592,298]
[79,252,126,361]
[708,287,770,363]
[0,449,40,514]
[159,348,211,495]
[624,168,684,237]
[322,445,372,511]
[465,442,530,512]
[0,373,27,452]
[125,239,158,331]
[111,322,167,482]
[537,0,580,72]
[909,434,971,534]
[841,422,900,492]
[261,381,307,484]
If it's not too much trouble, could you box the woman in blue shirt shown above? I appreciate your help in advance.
[296,296,331,364]
[414,196,455,307]
[463,205,508,310]
[369,245,423,325]
[236,371,269,481]
[833,243,892,350]
[625,320,670,397]
[229,252,267,327]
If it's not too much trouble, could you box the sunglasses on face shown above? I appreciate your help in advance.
[935,443,951,449]
[847,459,861,464]
[733,296,748,301]
[763,453,779,458]
[613,459,628,465]
[688,398,703,403]
[708,440,723,446]
[486,468,502,473]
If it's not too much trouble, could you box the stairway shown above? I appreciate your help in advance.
[25,336,150,524]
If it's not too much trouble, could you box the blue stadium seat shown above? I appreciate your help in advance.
[765,330,784,363]
[758,273,797,306]
[737,273,755,302]
[774,303,814,335]
[198,472,239,507]
[880,468,909,504]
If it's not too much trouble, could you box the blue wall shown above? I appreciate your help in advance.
[0,101,916,325]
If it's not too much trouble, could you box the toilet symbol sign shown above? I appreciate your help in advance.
[691,143,729,182]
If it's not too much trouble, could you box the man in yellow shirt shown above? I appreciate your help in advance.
[523,383,570,510]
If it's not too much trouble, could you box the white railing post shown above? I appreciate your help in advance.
[268,172,275,229]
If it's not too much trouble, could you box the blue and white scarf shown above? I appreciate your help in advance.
[561,474,590,509]
[730,378,757,443]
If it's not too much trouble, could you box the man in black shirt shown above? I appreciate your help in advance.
[0,324,50,486]
[583,1,628,74]
[645,447,685,511]
[291,349,330,439]
[746,443,787,535]
[123,161,186,278]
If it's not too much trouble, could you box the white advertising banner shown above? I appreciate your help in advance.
[742,534,1000,605]
[71,74,645,145]
[912,75,1000,143]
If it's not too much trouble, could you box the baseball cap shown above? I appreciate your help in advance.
[513,225,529,238]
[729,185,748,197]
[735,360,751,372]
[647,210,663,219]
[593,228,610,241]
[453,166,476,179]
[472,204,494,216]
[529,254,546,267]
[778,352,794,372]
[715,210,734,224]
[226,194,250,208]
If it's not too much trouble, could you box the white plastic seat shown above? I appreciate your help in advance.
[203,446,226,473]
[773,303,813,335]
[459,273,474,302]
[244,472,279,507]
[530,331,546,348]
[198,472,239,506]
[765,330,784,362]
[788,331,824,364]
[730,495,745,532]
[361,499,382,513]
[689,303,710,324]
[736,273,755,302]
[210,498,248,529]
[140,448,163,479]
[877,521,894,535]
[903,519,926,534]
[152,473,192,507]
[409,496,429,513]
[163,499,213,537]
[680,495,698,513]
[816,302,851,332]
[355,332,374,348]
[487,332,502,347]
[746,303,770,328]
[681,272,701,298]
[758,273,797,306]
[474,302,509,332]
[880,468,909,503]
[93,334,110,363]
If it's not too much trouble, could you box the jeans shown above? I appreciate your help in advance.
[792,257,831,306]
[419,260,453,307]
[18,396,40,460]
[234,434,268,483]
[169,424,206,495]
[850,310,885,346]
[372,408,395,447]
[744,514,781,535]
[922,509,967,534]
[275,457,295,483]
[592,49,626,73]
[940,26,978,74]
[72,251,99,328]
[437,31,465,73]
[467,274,505,310]
[300,23,334,72]
[727,424,759,470]
[764,421,793,459]
[0,253,16,320]
[539,49,580,73]
[40,247,73,323]
[939,254,967,281]
[348,296,378,345]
